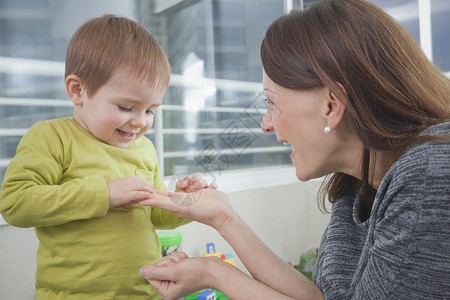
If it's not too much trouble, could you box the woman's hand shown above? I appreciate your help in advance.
[141,251,302,300]
[140,252,216,300]
[139,188,234,231]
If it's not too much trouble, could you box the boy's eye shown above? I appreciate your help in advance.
[146,109,155,115]
[119,105,132,112]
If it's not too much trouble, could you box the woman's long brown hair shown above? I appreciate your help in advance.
[261,0,450,219]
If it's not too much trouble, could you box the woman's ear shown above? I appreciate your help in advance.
[324,86,346,130]
[65,74,84,106]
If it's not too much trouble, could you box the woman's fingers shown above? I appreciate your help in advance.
[157,251,189,266]
[168,251,189,260]
[208,182,218,189]
[139,264,174,281]
[175,178,189,191]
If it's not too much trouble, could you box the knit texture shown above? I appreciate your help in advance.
[314,122,450,299]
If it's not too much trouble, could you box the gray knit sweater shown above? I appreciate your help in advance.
[314,122,450,299]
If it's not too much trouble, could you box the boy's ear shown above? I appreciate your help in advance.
[65,74,84,106]
[323,85,346,130]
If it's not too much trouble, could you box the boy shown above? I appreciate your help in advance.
[0,15,201,299]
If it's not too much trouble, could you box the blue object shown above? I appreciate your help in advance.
[223,253,233,259]
[206,242,216,254]
[198,289,216,300]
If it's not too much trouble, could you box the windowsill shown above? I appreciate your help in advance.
[163,165,324,193]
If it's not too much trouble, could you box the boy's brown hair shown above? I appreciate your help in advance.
[65,14,170,97]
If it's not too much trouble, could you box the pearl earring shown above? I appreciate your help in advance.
[324,125,332,134]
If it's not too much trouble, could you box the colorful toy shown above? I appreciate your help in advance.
[157,231,182,256]
[197,289,216,300]
[184,243,235,299]
[203,242,220,258]
[203,243,236,266]
[184,289,229,300]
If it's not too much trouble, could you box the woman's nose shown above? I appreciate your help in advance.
[261,110,273,133]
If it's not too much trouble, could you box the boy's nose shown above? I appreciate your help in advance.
[130,114,146,128]
[261,110,274,133]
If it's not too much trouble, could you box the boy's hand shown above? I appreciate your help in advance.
[175,173,217,193]
[107,176,155,208]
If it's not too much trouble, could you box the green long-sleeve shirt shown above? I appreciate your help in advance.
[0,117,190,299]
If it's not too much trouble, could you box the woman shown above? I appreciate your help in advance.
[139,0,450,299]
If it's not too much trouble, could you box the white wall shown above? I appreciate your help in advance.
[0,179,329,299]
[0,225,38,300]
[176,180,330,273]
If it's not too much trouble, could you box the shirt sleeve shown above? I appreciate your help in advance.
[149,158,191,229]
[0,122,110,228]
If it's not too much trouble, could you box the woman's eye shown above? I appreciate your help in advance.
[263,98,274,108]
[119,105,132,112]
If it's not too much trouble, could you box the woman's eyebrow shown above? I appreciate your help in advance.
[264,88,276,94]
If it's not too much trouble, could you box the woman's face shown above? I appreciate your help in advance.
[261,71,344,181]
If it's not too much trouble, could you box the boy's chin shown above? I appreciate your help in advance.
[102,139,133,149]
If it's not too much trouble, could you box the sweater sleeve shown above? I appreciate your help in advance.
[0,122,110,228]
[149,158,191,229]
[351,140,450,299]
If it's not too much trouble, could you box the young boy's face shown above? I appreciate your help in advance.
[73,69,165,148]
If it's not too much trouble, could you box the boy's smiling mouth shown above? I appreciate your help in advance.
[117,129,137,138]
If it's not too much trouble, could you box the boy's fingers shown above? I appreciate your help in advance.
[176,179,188,189]
[190,177,207,187]
[138,190,169,207]
[128,191,155,204]
[192,172,202,180]
[156,190,186,201]
[139,189,203,208]
[138,191,183,207]
[138,199,153,206]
